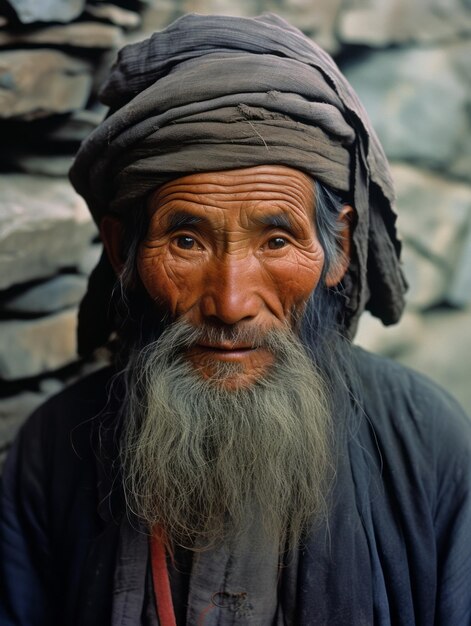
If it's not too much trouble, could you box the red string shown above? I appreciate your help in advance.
[150,527,177,626]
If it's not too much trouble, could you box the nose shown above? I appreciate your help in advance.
[199,257,262,325]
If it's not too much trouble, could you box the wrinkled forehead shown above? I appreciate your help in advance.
[147,165,315,212]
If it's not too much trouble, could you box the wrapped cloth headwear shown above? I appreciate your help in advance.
[69,13,407,356]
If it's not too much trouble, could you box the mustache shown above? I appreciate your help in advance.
[141,319,286,356]
[185,323,277,349]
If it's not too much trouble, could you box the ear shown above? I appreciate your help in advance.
[325,204,354,288]
[100,215,125,276]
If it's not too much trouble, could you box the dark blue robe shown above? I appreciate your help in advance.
[1,348,470,625]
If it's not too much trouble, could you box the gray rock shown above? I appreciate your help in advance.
[354,309,423,357]
[38,377,65,396]
[342,47,468,169]
[400,245,448,311]
[181,0,255,18]
[0,49,92,120]
[449,132,471,183]
[5,0,85,24]
[338,0,471,46]
[395,306,471,414]
[0,308,78,380]
[0,174,97,290]
[45,108,106,143]
[11,154,73,177]
[450,40,471,85]
[392,164,471,308]
[448,228,471,306]
[448,42,471,183]
[84,3,141,29]
[0,22,124,48]
[140,0,178,33]
[78,243,102,277]
[3,275,87,314]
[263,0,342,53]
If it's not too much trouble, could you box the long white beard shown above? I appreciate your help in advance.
[119,319,335,550]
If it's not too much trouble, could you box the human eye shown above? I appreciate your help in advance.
[175,235,197,249]
[267,236,288,250]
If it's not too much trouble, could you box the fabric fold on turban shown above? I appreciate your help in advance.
[69,13,407,356]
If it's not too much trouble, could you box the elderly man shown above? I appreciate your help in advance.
[1,14,470,626]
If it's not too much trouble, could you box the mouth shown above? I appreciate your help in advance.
[194,343,257,359]
[185,339,276,385]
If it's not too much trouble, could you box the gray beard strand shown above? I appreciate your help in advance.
[119,319,335,551]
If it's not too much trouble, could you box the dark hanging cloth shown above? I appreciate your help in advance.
[69,14,407,356]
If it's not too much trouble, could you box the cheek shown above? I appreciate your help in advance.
[137,247,199,315]
[266,246,325,315]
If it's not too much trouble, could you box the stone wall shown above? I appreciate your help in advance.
[1,0,470,463]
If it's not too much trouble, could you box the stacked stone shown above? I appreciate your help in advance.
[0,0,144,462]
[334,0,471,411]
[1,0,470,464]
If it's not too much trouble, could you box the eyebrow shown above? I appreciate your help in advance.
[165,211,207,230]
[164,209,295,231]
[255,212,294,230]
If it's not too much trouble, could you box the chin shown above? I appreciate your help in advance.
[189,358,272,391]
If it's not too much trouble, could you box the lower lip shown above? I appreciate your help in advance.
[196,346,256,361]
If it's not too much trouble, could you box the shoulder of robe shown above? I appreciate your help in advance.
[12,365,117,470]
[350,345,471,482]
[351,345,470,424]
[353,346,471,434]
[353,348,471,523]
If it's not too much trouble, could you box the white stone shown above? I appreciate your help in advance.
[264,0,342,53]
[3,275,87,314]
[400,245,448,311]
[11,154,73,177]
[140,0,177,33]
[449,139,471,183]
[447,61,471,186]
[354,310,423,357]
[0,174,97,290]
[0,49,92,120]
[448,229,471,306]
[392,164,471,308]
[6,0,84,24]
[38,377,65,396]
[0,308,78,380]
[78,243,102,277]
[84,3,141,29]
[342,47,468,169]
[338,0,471,46]
[0,22,124,48]
[181,0,255,17]
[395,306,471,414]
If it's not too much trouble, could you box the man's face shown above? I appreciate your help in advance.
[137,165,326,388]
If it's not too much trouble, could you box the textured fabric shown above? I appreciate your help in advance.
[1,349,471,625]
[182,508,282,625]
[69,14,407,355]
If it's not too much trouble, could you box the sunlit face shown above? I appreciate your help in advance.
[137,165,326,388]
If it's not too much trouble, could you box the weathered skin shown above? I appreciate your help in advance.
[102,165,351,388]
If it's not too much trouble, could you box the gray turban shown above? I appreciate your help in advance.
[70,13,407,356]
